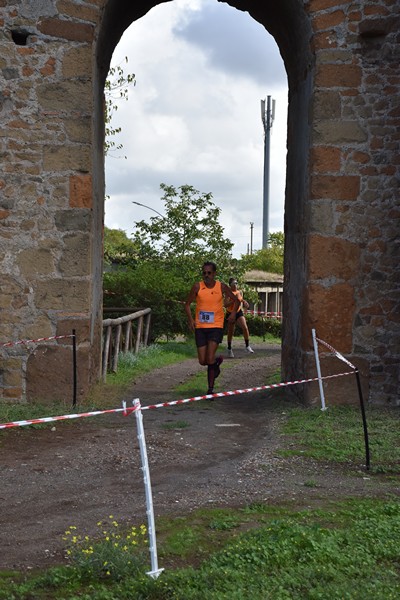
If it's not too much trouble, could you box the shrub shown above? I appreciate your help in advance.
[244,314,282,339]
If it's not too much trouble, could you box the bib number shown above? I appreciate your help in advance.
[199,311,214,324]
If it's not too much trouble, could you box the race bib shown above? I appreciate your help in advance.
[199,311,215,324]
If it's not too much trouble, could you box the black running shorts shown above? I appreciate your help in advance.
[195,327,224,347]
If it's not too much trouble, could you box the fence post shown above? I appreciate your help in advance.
[72,329,77,407]
[133,399,164,579]
[124,321,131,353]
[135,316,143,354]
[312,329,326,411]
[112,324,122,372]
[144,312,151,346]
[102,326,112,382]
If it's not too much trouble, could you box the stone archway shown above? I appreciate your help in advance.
[0,0,399,405]
[94,0,316,397]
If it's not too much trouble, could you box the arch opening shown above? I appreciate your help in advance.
[96,0,314,394]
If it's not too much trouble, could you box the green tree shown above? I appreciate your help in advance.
[239,232,284,274]
[132,183,235,281]
[103,226,139,267]
[104,58,136,157]
[103,184,236,340]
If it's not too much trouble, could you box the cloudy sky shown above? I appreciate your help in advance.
[105,0,288,258]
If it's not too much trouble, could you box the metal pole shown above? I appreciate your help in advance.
[353,369,371,470]
[261,96,275,249]
[72,329,77,407]
[133,399,164,579]
[250,222,254,254]
[312,329,326,411]
[262,96,271,248]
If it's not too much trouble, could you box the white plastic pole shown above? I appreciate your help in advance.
[132,398,164,579]
[312,329,326,411]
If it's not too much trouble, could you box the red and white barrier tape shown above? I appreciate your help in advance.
[246,311,282,318]
[0,370,354,430]
[315,337,356,370]
[0,334,75,348]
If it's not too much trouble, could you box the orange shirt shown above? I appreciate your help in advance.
[226,290,243,314]
[195,281,224,328]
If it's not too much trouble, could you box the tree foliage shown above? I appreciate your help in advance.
[240,231,284,274]
[132,184,234,279]
[103,226,139,267]
[104,58,136,157]
[103,184,237,340]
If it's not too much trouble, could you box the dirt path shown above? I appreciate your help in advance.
[0,343,398,570]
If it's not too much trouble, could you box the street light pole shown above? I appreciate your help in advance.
[261,95,275,248]
[250,222,254,254]
[132,201,164,218]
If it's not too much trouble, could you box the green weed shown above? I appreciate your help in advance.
[161,420,190,430]
[1,500,399,599]
[280,405,400,472]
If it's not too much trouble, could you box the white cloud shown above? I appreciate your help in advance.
[105,0,288,258]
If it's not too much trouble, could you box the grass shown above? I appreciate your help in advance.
[1,339,399,598]
[280,405,400,473]
[1,499,399,599]
[0,341,198,426]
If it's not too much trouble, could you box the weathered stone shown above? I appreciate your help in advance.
[26,344,90,403]
[38,18,94,42]
[304,282,355,353]
[64,117,91,143]
[16,247,55,277]
[312,90,341,119]
[43,145,91,172]
[308,235,361,280]
[55,209,91,231]
[311,146,341,172]
[62,46,92,78]
[311,174,360,200]
[69,174,92,208]
[58,233,91,277]
[313,121,368,144]
[37,81,92,113]
[34,279,90,311]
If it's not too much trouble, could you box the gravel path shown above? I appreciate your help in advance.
[0,342,398,570]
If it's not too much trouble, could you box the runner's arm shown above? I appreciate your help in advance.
[185,283,200,331]
[222,283,240,323]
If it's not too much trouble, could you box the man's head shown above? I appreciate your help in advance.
[202,261,217,283]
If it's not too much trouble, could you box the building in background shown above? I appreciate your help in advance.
[244,270,283,318]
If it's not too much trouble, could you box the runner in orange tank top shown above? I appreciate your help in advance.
[224,277,254,357]
[185,261,239,395]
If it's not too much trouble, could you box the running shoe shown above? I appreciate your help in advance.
[245,346,255,353]
[214,355,223,378]
[207,388,214,395]
[227,348,234,358]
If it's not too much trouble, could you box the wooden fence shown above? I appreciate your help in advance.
[102,308,151,381]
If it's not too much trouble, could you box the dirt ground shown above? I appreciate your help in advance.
[0,342,398,571]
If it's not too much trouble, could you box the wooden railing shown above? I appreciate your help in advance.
[102,308,151,381]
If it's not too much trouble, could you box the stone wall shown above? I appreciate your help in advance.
[0,0,103,403]
[303,0,400,404]
[0,0,399,406]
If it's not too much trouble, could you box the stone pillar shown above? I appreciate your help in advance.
[302,1,400,405]
[0,1,103,403]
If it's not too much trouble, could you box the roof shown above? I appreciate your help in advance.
[244,270,284,284]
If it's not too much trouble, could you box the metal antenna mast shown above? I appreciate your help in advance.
[261,95,275,248]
